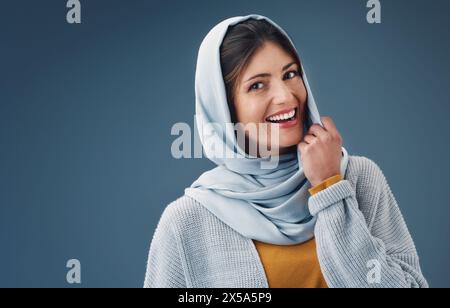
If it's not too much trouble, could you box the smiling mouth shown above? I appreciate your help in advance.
[265,108,297,123]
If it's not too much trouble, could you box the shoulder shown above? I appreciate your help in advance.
[161,195,208,220]
[156,195,216,235]
[346,155,399,225]
[347,155,384,176]
[346,155,388,189]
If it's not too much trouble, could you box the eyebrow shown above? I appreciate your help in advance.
[244,61,297,83]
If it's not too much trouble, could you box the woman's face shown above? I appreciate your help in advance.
[233,41,308,156]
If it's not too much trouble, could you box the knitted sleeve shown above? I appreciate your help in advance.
[308,158,428,288]
[144,204,187,288]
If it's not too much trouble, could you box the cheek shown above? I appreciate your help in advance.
[299,81,308,103]
[235,98,268,123]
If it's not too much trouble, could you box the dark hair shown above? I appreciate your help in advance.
[220,19,303,123]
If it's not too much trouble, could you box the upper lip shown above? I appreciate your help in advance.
[265,107,297,120]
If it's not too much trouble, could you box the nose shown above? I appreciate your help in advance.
[271,80,294,105]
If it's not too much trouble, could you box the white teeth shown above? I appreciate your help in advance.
[267,109,296,122]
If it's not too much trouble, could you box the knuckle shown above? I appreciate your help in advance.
[322,134,332,143]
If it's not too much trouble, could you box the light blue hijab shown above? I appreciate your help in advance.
[184,14,349,245]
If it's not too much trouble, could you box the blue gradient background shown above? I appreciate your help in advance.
[1,0,449,287]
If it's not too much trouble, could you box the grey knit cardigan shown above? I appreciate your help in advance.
[144,156,428,288]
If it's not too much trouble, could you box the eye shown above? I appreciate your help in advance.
[284,70,300,80]
[249,82,264,92]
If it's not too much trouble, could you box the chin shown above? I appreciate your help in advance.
[278,133,302,148]
[268,138,301,156]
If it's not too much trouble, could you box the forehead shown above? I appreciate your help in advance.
[241,42,296,79]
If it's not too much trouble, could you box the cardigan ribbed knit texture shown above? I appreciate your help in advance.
[144,156,428,288]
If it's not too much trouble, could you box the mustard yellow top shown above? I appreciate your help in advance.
[253,174,343,288]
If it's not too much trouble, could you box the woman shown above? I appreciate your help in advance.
[144,14,428,288]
